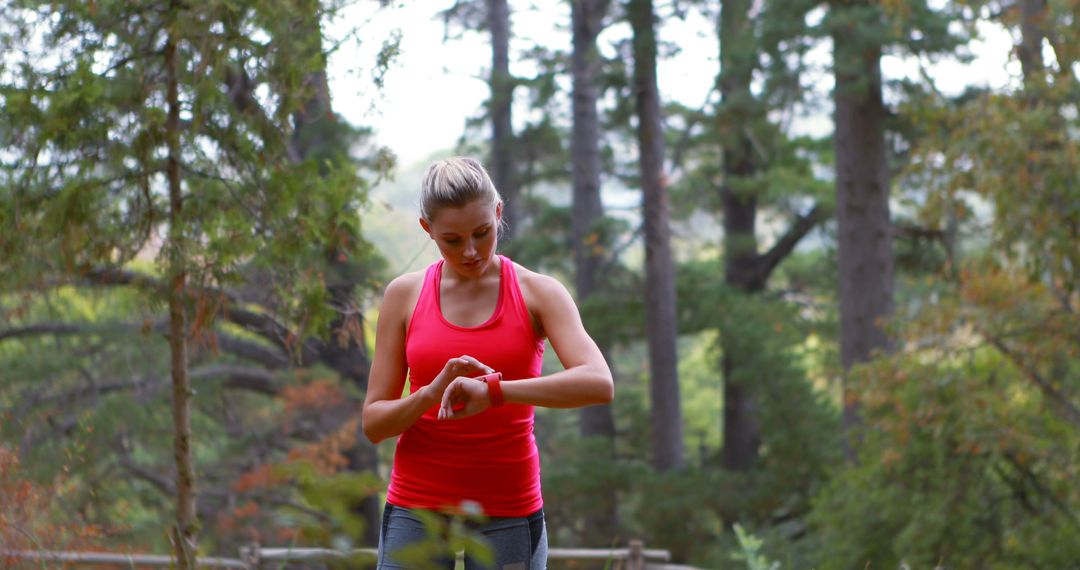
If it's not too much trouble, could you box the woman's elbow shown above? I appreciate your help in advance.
[594,370,614,404]
[601,380,614,404]
[361,406,386,445]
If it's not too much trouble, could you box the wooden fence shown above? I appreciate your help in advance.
[1,541,706,570]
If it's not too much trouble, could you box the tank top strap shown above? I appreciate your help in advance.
[499,255,534,335]
[406,260,444,341]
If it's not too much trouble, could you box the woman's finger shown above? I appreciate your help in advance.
[440,378,463,411]
[457,355,494,374]
[438,380,460,419]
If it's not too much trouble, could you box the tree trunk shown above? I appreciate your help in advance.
[831,1,894,456]
[289,4,381,545]
[1017,0,1047,84]
[628,0,685,472]
[572,0,615,539]
[487,0,518,240]
[718,0,764,472]
[165,12,198,568]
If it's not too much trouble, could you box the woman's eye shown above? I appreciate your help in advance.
[445,238,461,245]
[473,231,489,239]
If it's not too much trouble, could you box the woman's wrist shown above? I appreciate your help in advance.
[418,383,442,406]
[478,372,504,407]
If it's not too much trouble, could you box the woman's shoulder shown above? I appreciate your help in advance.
[387,269,426,290]
[509,260,571,305]
[381,270,426,311]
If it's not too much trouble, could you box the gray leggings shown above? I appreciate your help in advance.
[376,503,547,570]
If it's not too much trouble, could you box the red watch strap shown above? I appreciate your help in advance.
[480,372,504,407]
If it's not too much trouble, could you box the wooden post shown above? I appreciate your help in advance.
[238,543,260,570]
[628,540,644,570]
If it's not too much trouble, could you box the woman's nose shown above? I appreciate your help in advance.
[464,239,477,256]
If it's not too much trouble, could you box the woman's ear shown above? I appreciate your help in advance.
[495,201,503,221]
[419,216,432,238]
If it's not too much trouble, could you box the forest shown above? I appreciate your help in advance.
[1,0,1078,568]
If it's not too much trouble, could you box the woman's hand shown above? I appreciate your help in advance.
[424,356,493,407]
[439,376,493,420]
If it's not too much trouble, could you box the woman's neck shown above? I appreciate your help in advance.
[442,255,501,286]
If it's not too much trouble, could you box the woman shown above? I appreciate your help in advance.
[362,157,614,569]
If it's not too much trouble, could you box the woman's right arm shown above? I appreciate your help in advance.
[361,275,490,444]
[362,275,433,444]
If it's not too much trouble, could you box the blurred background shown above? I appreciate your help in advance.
[1,0,1078,568]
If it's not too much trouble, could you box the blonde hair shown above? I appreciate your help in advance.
[420,157,503,221]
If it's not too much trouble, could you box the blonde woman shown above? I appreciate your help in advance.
[363,157,614,569]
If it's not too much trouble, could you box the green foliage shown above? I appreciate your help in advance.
[0,0,392,555]
[0,0,385,338]
[810,324,1080,568]
[275,460,381,553]
[807,3,1080,558]
[731,524,780,570]
[539,425,649,547]
[810,61,1080,559]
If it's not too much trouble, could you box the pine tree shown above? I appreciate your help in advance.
[628,0,684,471]
[0,0,387,554]
[571,0,618,537]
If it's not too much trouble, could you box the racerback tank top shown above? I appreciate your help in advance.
[387,255,545,516]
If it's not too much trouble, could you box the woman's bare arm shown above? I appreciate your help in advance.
[439,271,613,418]
[362,274,493,442]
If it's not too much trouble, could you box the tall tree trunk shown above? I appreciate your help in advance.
[831,0,894,457]
[571,0,616,538]
[1016,0,1047,84]
[628,0,685,472]
[289,3,381,545]
[165,11,198,568]
[718,0,764,472]
[488,0,519,240]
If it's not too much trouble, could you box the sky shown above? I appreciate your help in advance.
[325,1,1018,170]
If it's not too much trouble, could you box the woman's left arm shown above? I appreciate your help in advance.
[439,273,613,418]
[502,273,614,407]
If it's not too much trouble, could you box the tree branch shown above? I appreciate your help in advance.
[0,317,290,373]
[1003,451,1080,528]
[214,332,289,370]
[190,364,282,396]
[117,454,175,496]
[0,323,85,342]
[224,65,301,163]
[225,307,323,365]
[15,364,280,423]
[79,266,161,289]
[988,335,1080,431]
[116,453,333,525]
[69,266,326,364]
[755,203,828,284]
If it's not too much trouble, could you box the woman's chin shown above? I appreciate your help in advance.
[456,256,496,276]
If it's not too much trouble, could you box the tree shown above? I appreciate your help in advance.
[810,1,1080,566]
[828,0,894,450]
[162,3,196,561]
[487,0,522,240]
[714,0,828,471]
[439,0,522,240]
[570,0,618,537]
[284,0,385,545]
[627,0,684,472]
[0,0,388,554]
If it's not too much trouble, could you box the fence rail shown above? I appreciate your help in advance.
[0,551,247,569]
[3,540,706,569]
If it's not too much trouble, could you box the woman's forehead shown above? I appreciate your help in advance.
[430,201,497,231]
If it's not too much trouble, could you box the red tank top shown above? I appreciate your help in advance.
[387,255,545,516]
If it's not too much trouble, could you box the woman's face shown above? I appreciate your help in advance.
[420,199,502,277]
